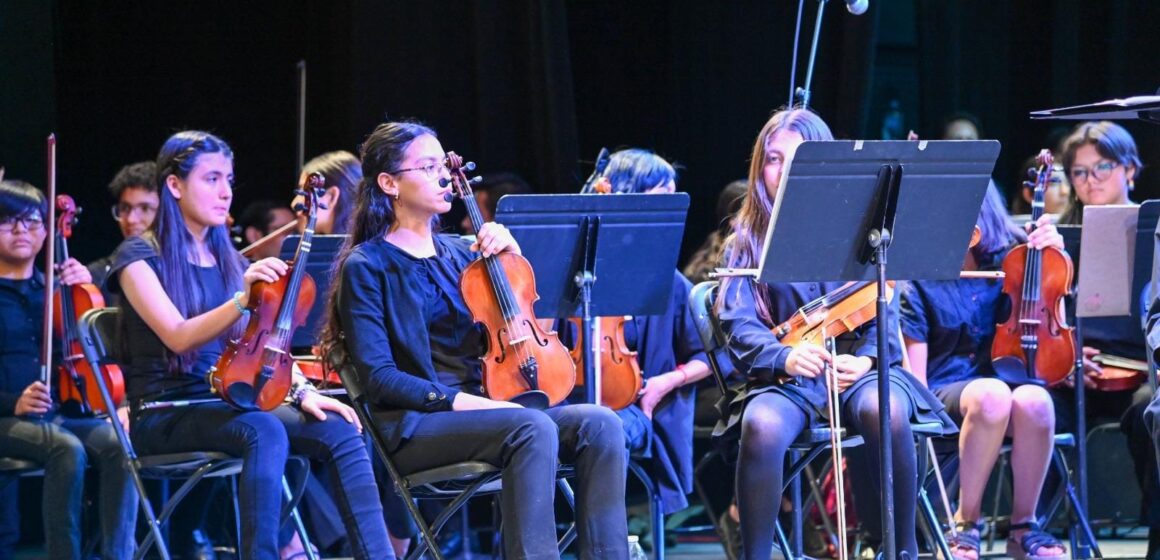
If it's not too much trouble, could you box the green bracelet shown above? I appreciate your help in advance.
[232,291,248,315]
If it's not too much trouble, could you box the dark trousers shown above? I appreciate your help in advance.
[0,415,138,560]
[132,402,391,560]
[382,403,629,559]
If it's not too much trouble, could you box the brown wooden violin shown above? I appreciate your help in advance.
[773,280,895,347]
[991,149,1075,386]
[447,152,576,409]
[568,316,642,410]
[54,195,126,415]
[208,173,326,411]
[1090,353,1146,392]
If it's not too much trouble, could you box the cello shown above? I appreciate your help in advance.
[446,152,576,409]
[207,173,325,411]
[54,195,126,415]
[991,149,1076,385]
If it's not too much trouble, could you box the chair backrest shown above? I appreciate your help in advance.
[78,307,120,373]
[688,280,733,396]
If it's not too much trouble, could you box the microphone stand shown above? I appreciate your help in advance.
[788,0,830,109]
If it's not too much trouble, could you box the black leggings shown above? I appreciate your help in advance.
[735,380,918,559]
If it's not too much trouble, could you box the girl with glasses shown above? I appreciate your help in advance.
[321,120,628,559]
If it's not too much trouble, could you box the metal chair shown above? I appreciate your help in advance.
[78,307,316,560]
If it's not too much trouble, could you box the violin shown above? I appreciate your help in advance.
[568,316,642,410]
[54,195,126,415]
[773,281,895,347]
[446,152,576,409]
[208,173,325,411]
[1090,354,1147,392]
[992,150,1076,386]
[566,172,644,410]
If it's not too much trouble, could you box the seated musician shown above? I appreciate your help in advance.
[0,179,138,559]
[1048,121,1155,535]
[320,120,629,559]
[1055,120,1158,557]
[292,150,362,236]
[901,183,1067,560]
[713,107,955,560]
[88,160,159,306]
[570,148,713,523]
[109,130,392,560]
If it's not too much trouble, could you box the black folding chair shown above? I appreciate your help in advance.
[78,307,316,560]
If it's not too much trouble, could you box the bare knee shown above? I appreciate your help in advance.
[961,379,1012,428]
[1010,385,1055,431]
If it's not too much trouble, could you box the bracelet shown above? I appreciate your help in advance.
[675,364,690,385]
[232,291,248,315]
[291,382,318,407]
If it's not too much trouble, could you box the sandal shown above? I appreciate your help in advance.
[1006,520,1067,560]
[943,520,983,560]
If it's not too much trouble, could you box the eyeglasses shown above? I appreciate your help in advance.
[388,162,448,180]
[0,215,45,234]
[1068,160,1120,184]
[111,203,159,220]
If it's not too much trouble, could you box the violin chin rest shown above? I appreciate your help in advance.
[509,390,550,410]
[225,382,259,411]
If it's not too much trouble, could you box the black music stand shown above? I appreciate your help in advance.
[278,234,347,351]
[757,139,998,559]
[495,193,689,405]
[1031,93,1160,125]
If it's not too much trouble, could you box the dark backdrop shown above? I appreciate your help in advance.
[1,0,1157,268]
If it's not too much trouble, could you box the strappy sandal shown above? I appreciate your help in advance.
[1006,520,1067,560]
[943,520,983,560]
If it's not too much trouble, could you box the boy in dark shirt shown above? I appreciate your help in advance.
[0,179,137,560]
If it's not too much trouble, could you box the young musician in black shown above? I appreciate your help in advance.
[0,179,138,560]
[571,148,711,519]
[110,131,392,560]
[714,108,954,560]
[321,120,629,559]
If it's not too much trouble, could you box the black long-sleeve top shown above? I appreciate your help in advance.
[338,235,487,451]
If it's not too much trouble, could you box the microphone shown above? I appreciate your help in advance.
[845,0,868,15]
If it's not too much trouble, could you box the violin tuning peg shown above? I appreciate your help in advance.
[470,176,483,185]
[464,161,477,172]
[294,189,307,197]
[438,177,452,188]
[1023,180,1034,189]
[1026,167,1037,179]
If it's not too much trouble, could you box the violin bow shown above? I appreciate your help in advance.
[41,134,57,396]
[823,336,849,560]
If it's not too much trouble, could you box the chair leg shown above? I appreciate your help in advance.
[557,478,578,552]
[135,462,225,560]
[692,449,731,557]
[283,477,317,560]
[916,436,953,560]
[628,460,666,560]
[1053,449,1102,559]
[790,449,803,557]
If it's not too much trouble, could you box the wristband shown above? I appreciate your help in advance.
[232,291,248,315]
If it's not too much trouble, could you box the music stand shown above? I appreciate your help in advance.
[1031,93,1160,125]
[278,234,347,351]
[495,193,689,405]
[758,139,998,559]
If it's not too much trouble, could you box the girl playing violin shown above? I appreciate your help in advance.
[320,120,628,559]
[109,131,392,559]
[901,183,1067,560]
[0,179,138,560]
[573,148,712,519]
[714,107,954,560]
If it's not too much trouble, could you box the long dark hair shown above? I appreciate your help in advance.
[303,150,361,234]
[148,130,245,372]
[972,180,1026,267]
[318,121,436,360]
[719,107,833,323]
